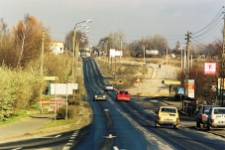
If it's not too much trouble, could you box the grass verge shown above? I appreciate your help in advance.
[0,110,29,125]
[39,119,77,129]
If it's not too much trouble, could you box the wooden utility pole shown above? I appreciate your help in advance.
[40,30,45,77]
[220,9,225,106]
[75,39,80,82]
[40,30,45,114]
[72,28,76,83]
[185,31,191,98]
[114,59,116,79]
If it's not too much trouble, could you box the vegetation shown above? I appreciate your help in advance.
[0,14,87,123]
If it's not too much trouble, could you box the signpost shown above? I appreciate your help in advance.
[162,80,181,97]
[177,87,185,108]
[50,83,78,120]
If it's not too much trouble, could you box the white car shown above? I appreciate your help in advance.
[104,83,113,91]
[207,107,225,130]
[155,106,180,129]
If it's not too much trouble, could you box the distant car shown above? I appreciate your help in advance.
[94,90,106,101]
[195,105,217,128]
[207,107,225,130]
[104,83,113,91]
[116,90,130,102]
[155,106,180,129]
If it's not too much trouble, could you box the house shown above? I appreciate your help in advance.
[109,49,123,57]
[50,41,64,54]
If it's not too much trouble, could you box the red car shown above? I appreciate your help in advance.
[116,90,130,102]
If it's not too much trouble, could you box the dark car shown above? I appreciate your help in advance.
[94,90,106,101]
[195,105,217,128]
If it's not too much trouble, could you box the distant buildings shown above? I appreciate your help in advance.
[50,41,64,54]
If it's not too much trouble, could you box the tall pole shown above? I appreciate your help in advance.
[166,47,168,65]
[185,31,191,98]
[144,45,145,64]
[40,30,45,77]
[221,9,225,106]
[75,39,80,82]
[120,39,122,59]
[40,30,45,114]
[181,49,182,68]
[72,28,76,83]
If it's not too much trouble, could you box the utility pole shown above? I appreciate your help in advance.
[40,30,45,77]
[72,28,76,83]
[221,9,225,106]
[75,39,80,82]
[40,30,45,114]
[114,59,116,79]
[185,31,191,98]
[166,47,168,65]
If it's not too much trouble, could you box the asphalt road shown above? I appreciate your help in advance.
[72,59,225,150]
[2,58,225,150]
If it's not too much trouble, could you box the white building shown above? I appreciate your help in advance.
[109,49,123,57]
[50,41,64,54]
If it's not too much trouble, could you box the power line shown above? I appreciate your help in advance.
[192,7,223,35]
[192,21,223,40]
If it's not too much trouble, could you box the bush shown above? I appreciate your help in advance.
[0,65,44,121]
[57,105,79,119]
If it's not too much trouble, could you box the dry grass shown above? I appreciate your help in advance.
[95,57,153,90]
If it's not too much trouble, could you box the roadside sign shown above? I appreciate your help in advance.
[204,62,217,75]
[44,76,58,81]
[50,83,78,95]
[177,87,184,95]
[162,80,181,85]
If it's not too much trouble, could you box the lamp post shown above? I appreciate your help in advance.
[72,19,91,82]
[69,19,91,120]
[166,47,168,65]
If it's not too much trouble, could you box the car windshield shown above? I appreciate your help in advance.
[161,108,176,113]
[120,91,128,94]
[95,91,101,94]
[203,106,213,114]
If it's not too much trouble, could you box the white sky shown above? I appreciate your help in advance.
[1,0,224,48]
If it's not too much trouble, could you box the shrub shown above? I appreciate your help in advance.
[0,65,44,121]
[57,105,79,120]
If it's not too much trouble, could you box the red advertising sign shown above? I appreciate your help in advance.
[204,62,217,75]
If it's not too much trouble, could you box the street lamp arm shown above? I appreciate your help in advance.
[74,21,86,29]
[74,19,92,29]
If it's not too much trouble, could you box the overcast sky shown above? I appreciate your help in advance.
[1,0,224,48]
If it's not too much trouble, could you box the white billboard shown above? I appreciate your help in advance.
[109,49,123,57]
[50,83,78,95]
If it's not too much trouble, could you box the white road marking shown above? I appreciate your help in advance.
[12,148,22,150]
[113,146,119,150]
[35,134,61,139]
[104,134,116,138]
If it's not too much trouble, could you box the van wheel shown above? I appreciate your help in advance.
[155,122,159,128]
[207,124,211,131]
[196,120,200,128]
[174,125,179,129]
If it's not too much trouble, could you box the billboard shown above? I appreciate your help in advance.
[218,78,225,96]
[109,49,123,57]
[50,83,78,95]
[184,79,195,98]
[204,62,217,75]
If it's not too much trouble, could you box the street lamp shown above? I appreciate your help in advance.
[178,46,186,69]
[67,19,91,120]
[72,19,92,82]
